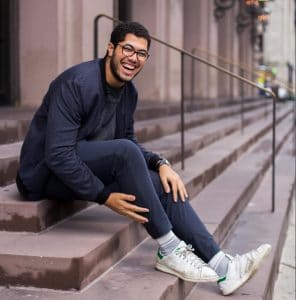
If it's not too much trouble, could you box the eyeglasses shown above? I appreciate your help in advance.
[116,43,150,61]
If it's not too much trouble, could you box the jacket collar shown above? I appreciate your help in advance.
[99,58,108,95]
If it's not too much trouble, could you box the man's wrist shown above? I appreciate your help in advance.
[156,158,171,170]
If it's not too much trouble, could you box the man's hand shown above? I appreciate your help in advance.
[104,193,149,224]
[159,165,188,202]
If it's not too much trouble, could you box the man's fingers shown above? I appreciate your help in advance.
[123,202,149,223]
[126,211,149,223]
[119,193,136,201]
[172,181,178,202]
[178,182,188,202]
[125,202,149,213]
[160,177,171,193]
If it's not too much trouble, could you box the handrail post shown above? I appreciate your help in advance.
[191,49,195,108]
[181,52,185,170]
[94,15,99,59]
[240,67,245,133]
[271,94,276,212]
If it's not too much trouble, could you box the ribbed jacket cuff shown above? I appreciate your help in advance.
[149,154,162,171]
[96,186,112,205]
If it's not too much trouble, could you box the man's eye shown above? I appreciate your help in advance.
[138,52,148,58]
[123,46,134,52]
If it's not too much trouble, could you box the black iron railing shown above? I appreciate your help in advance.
[94,14,278,212]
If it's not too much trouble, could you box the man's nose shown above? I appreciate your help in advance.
[128,52,138,62]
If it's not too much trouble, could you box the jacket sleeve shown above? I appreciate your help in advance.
[44,80,106,203]
[125,91,161,171]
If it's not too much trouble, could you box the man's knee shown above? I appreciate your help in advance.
[116,139,142,158]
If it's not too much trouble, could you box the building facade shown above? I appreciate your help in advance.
[1,0,288,108]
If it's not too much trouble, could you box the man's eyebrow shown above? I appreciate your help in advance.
[123,43,148,52]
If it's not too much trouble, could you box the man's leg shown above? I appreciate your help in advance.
[148,171,272,295]
[148,170,220,262]
[45,139,172,238]
[44,139,218,282]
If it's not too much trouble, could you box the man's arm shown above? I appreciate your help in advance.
[44,80,105,202]
[124,94,188,202]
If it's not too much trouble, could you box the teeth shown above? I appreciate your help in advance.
[122,63,136,71]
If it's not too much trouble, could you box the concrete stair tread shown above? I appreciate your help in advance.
[0,205,135,257]
[134,97,264,121]
[175,109,292,180]
[0,102,285,189]
[186,134,295,300]
[0,111,292,291]
[0,102,275,164]
[0,105,292,232]
[74,129,293,300]
[2,111,292,299]
[0,142,22,159]
[0,184,90,232]
[143,104,274,154]
[0,98,266,145]
[135,99,270,142]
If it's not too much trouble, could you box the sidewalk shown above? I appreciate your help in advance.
[273,193,295,300]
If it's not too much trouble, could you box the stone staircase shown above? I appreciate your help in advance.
[0,97,294,299]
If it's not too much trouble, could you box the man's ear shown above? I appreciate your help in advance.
[107,42,115,57]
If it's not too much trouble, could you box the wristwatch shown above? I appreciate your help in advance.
[156,158,171,170]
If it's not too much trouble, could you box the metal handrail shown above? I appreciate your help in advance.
[94,14,278,212]
[191,46,295,94]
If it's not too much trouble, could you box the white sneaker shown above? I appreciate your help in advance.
[219,244,272,295]
[155,241,219,282]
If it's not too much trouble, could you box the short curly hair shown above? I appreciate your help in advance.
[110,21,151,50]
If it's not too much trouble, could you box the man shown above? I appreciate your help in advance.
[16,22,271,295]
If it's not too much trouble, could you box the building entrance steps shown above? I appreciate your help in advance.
[1,110,292,299]
[0,111,293,291]
[0,98,266,145]
[0,104,292,233]
[134,97,264,121]
[135,98,270,143]
[144,103,289,164]
[0,101,283,188]
[186,135,295,300]
[0,98,274,188]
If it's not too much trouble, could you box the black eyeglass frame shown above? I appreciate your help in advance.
[116,43,150,61]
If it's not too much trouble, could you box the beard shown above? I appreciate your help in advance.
[109,53,141,83]
[110,55,126,83]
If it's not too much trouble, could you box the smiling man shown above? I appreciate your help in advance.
[16,22,271,295]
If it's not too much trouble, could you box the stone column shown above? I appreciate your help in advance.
[19,0,59,107]
[217,8,233,99]
[19,0,113,107]
[184,0,210,100]
[133,0,183,103]
[57,0,82,73]
[207,0,218,99]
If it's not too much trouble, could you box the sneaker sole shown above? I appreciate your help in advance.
[155,262,219,283]
[222,244,272,296]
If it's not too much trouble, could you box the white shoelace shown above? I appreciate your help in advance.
[176,244,207,268]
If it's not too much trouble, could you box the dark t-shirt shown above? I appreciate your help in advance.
[90,85,123,141]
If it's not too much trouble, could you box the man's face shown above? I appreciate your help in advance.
[106,33,149,86]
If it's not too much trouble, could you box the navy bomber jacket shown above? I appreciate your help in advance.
[17,59,161,204]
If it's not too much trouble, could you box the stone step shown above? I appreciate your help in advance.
[1,106,292,299]
[186,135,295,300]
[134,97,262,121]
[0,112,292,291]
[0,102,278,186]
[0,98,264,145]
[143,103,284,164]
[59,120,292,300]
[0,104,291,232]
[135,98,270,143]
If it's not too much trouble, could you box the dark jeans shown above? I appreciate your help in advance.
[44,139,220,262]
